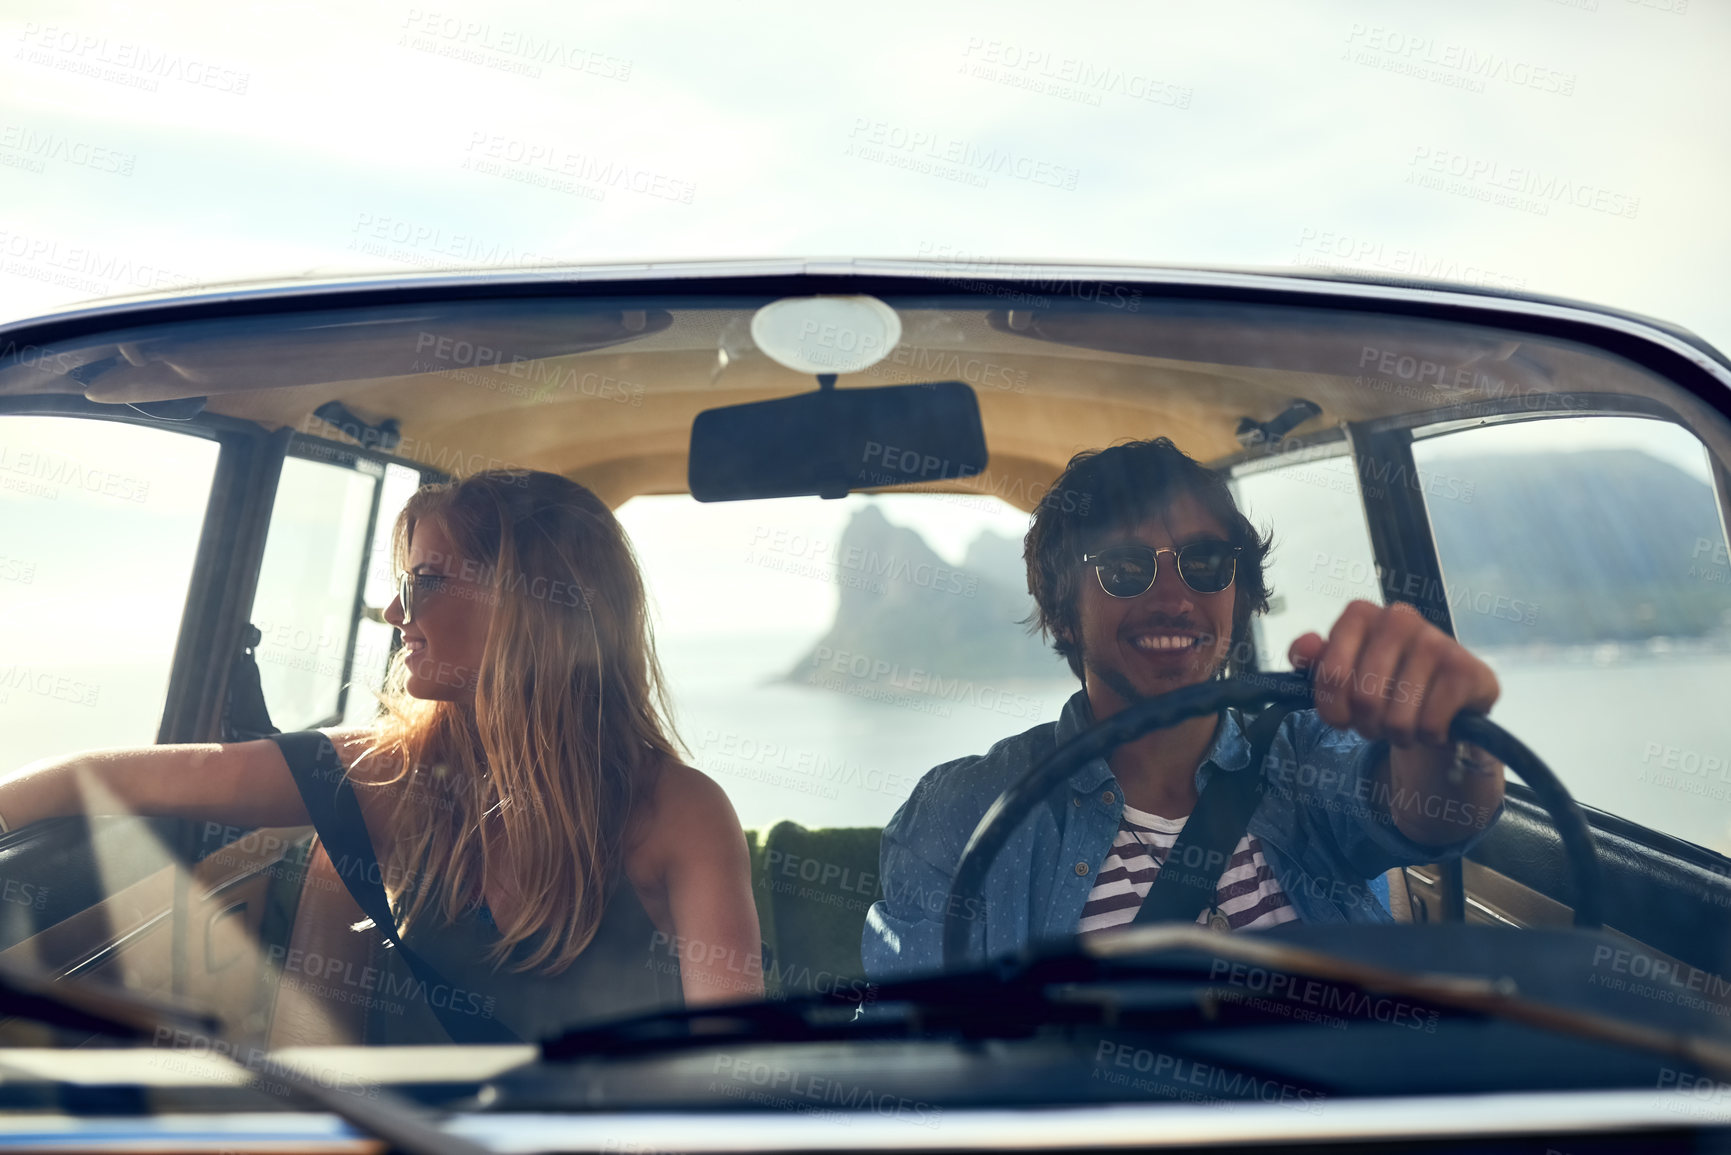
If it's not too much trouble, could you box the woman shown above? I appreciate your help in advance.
[1,470,762,1042]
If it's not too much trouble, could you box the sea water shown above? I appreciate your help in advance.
[5,637,1727,857]
[662,632,1731,856]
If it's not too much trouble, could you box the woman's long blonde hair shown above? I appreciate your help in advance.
[366,469,679,974]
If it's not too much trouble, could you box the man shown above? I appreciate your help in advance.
[862,438,1504,978]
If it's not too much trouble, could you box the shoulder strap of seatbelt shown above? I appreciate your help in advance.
[1130,704,1294,928]
[267,731,522,1044]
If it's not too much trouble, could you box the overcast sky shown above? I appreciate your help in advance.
[2,0,1727,350]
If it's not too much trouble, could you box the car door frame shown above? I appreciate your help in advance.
[0,392,285,745]
[0,391,444,1012]
[1348,390,1731,971]
[0,392,287,1006]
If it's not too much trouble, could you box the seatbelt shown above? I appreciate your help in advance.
[222,626,280,742]
[267,731,522,1044]
[1130,704,1296,929]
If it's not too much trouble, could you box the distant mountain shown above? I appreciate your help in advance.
[961,529,1026,581]
[780,506,1066,695]
[783,451,1731,701]
[1426,449,1731,647]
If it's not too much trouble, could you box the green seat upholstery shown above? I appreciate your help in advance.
[746,822,883,999]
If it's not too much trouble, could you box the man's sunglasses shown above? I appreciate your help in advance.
[398,571,447,624]
[1080,541,1241,598]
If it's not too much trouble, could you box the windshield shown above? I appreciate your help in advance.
[2,287,1730,1128]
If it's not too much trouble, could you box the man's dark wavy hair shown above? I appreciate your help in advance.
[1025,438,1274,682]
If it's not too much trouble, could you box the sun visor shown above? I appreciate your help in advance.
[985,305,1554,395]
[0,302,672,404]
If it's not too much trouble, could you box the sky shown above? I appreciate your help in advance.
[1,0,1728,353]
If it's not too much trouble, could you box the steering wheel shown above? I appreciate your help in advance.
[942,671,1603,969]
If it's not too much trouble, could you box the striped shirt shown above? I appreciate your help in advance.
[1077,801,1298,934]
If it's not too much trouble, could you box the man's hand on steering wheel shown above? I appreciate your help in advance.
[1288,600,1504,847]
[1287,600,1500,749]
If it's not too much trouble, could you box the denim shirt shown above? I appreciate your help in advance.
[862,689,1501,980]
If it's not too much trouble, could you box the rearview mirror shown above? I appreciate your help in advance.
[688,380,988,502]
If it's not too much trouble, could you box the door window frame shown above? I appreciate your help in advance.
[266,430,449,727]
[1363,393,1731,897]
[0,394,272,745]
[0,396,453,744]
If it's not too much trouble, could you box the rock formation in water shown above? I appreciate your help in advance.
[781,505,1065,691]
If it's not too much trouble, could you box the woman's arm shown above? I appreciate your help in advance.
[0,740,313,831]
[644,763,764,1005]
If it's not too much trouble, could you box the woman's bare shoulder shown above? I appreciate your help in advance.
[627,759,745,866]
[650,758,735,816]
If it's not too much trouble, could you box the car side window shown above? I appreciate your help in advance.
[1412,415,1731,854]
[1229,448,1383,671]
[248,447,422,731]
[0,415,220,768]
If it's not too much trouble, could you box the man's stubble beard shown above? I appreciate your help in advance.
[1079,640,1231,715]
[1084,653,1147,712]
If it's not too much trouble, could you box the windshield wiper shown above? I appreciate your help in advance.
[539,942,1392,1059]
[541,928,1731,1087]
[0,958,489,1155]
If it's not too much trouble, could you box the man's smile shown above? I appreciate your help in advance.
[1128,632,1202,652]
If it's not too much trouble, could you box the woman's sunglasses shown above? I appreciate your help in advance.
[398,571,447,624]
[1080,541,1241,598]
